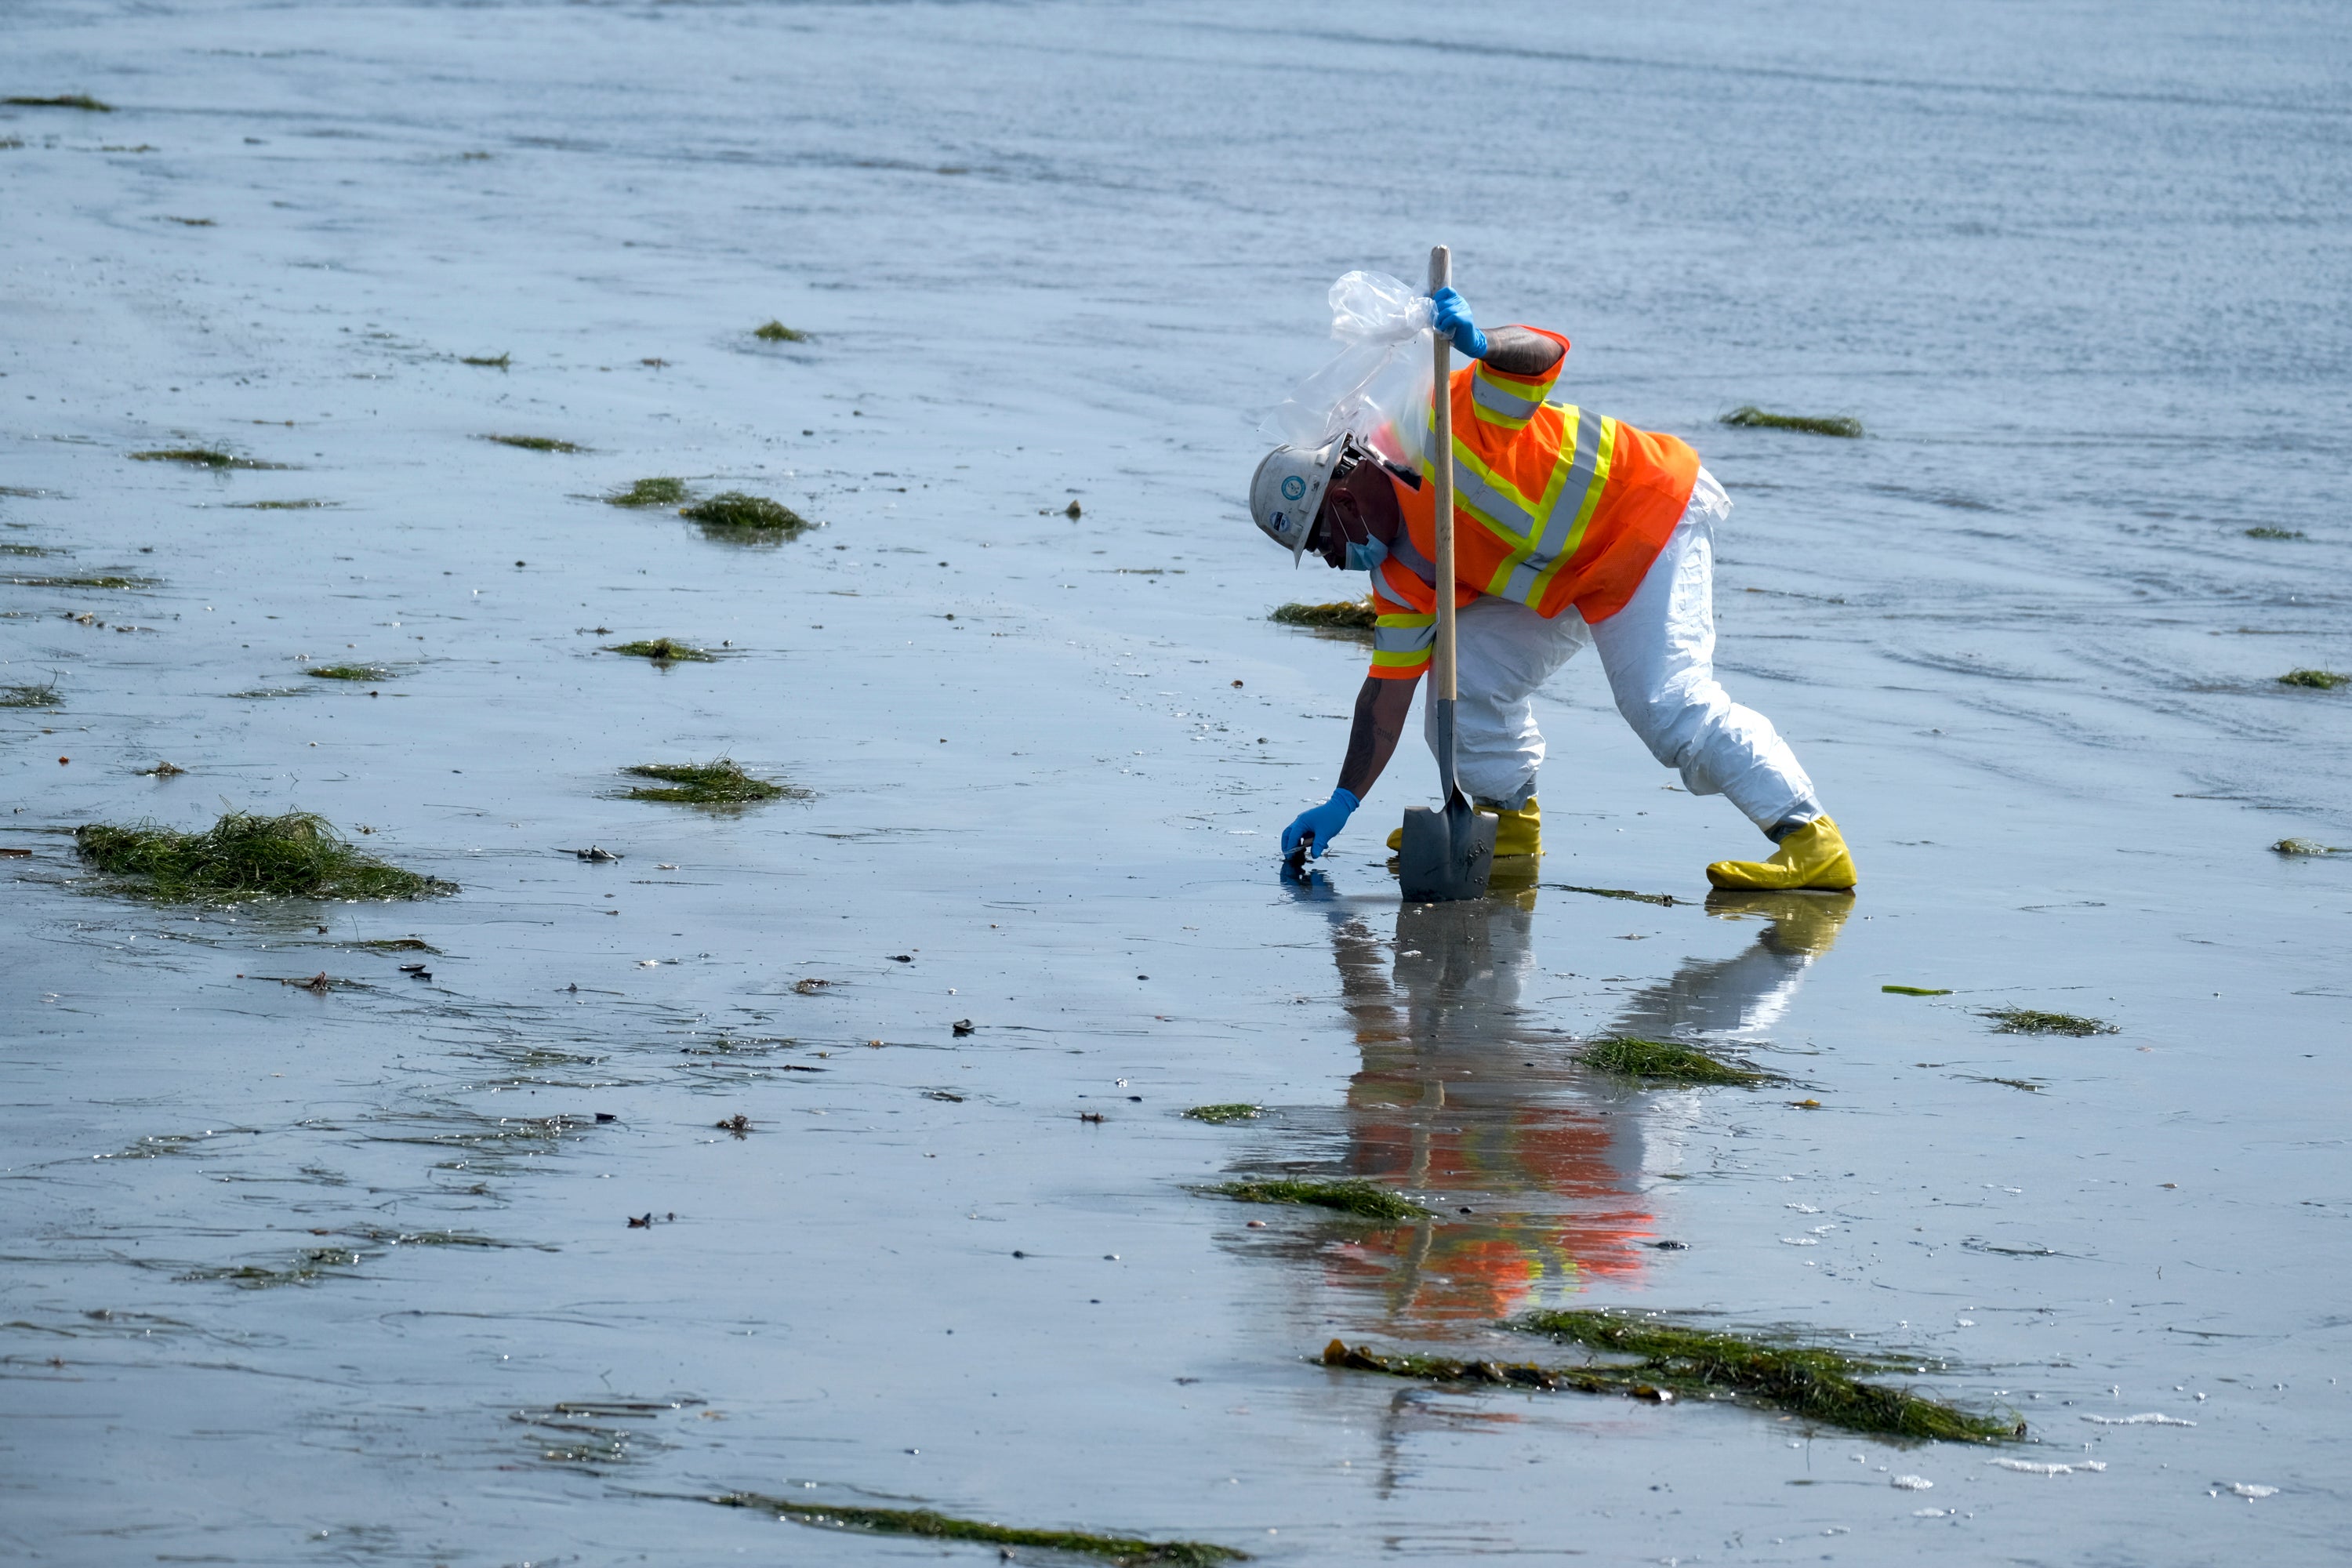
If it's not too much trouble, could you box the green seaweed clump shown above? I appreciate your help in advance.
[2273,838,2343,857]
[1981,1006,2116,1036]
[8,573,148,589]
[459,353,510,368]
[606,637,713,662]
[177,1247,361,1290]
[678,492,811,533]
[1270,598,1377,631]
[621,759,799,805]
[1212,1178,1428,1221]
[6,93,111,111]
[2278,668,2349,690]
[1508,1309,2024,1442]
[1,681,60,708]
[227,499,336,510]
[483,434,584,452]
[2244,526,2306,540]
[605,477,691,508]
[1577,1035,1769,1085]
[1882,984,1952,996]
[1183,1103,1265,1124]
[708,1492,1243,1565]
[306,663,390,681]
[751,321,809,343]
[74,810,457,902]
[1721,406,1864,438]
[130,447,281,469]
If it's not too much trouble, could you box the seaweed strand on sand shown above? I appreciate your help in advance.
[708,1492,1244,1564]
[1209,1178,1427,1221]
[1719,406,1864,438]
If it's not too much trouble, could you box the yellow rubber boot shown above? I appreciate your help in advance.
[1386,797,1540,857]
[1705,815,1857,891]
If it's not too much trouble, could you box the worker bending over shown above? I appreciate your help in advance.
[1249,285,1856,892]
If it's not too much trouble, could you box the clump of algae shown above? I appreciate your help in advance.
[459,353,509,368]
[9,573,151,589]
[1721,406,1864,438]
[605,637,713,662]
[1,681,60,708]
[1882,984,1952,996]
[2278,668,2348,690]
[177,1247,362,1289]
[482,434,585,453]
[227,499,336,510]
[74,811,456,902]
[678,492,811,533]
[1577,1036,1769,1085]
[6,93,111,111]
[621,759,800,805]
[605,477,691,508]
[1183,1103,1265,1124]
[708,1493,1244,1564]
[1211,1178,1428,1221]
[751,321,809,343]
[2245,526,2306,540]
[2273,838,2342,857]
[1491,1309,2024,1442]
[306,663,390,681]
[1982,1006,2116,1036]
[130,447,283,469]
[1270,598,1376,631]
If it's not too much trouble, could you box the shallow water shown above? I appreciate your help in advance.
[4,2,2350,1563]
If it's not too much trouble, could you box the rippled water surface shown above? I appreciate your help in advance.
[4,2,2349,1563]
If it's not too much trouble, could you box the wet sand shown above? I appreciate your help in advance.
[4,2,2350,1563]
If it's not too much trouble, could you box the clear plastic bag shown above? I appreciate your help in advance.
[1264,270,1435,474]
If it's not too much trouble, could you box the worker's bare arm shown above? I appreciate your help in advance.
[1337,673,1419,800]
[1480,326,1565,378]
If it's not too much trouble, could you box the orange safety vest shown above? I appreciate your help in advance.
[1368,328,1699,681]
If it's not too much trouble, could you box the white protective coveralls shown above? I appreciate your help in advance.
[1429,469,1820,829]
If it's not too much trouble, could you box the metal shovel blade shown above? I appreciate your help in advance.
[1396,793,1497,902]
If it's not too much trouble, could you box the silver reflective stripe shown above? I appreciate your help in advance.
[1471,372,1543,424]
[1449,455,1541,539]
[1495,408,1605,605]
[1387,529,1439,586]
[1373,620,1436,655]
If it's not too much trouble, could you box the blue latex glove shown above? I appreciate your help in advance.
[1430,286,1489,359]
[1283,787,1359,860]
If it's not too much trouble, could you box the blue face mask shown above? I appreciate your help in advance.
[1343,535,1388,572]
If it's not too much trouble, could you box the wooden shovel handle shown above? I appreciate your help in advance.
[1428,245,1457,703]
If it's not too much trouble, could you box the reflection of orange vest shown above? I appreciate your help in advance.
[1384,329,1700,626]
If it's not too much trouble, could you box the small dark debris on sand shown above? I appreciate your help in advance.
[1720,406,1864,438]
[2273,837,2343,857]
[227,499,336,510]
[716,1114,752,1138]
[1982,1006,2116,1036]
[354,937,437,952]
[459,353,510,368]
[707,1492,1246,1564]
[605,637,713,662]
[751,321,809,343]
[306,663,391,681]
[1211,1178,1427,1221]
[1065,499,1083,520]
[165,216,215,227]
[1482,1309,2024,1441]
[568,845,622,862]
[2244,526,2306,540]
[2278,668,2348,690]
[679,492,811,533]
[74,810,457,902]
[482,434,585,453]
[1577,1036,1770,1086]
[621,758,800,805]
[792,977,831,995]
[130,448,284,469]
[606,477,691,508]
[6,93,112,111]
[1269,598,1376,631]
[1552,883,1682,907]
[1182,1103,1264,1124]
[1882,984,1951,996]
[1,681,60,708]
[952,1018,975,1036]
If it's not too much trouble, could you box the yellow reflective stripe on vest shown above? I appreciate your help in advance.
[1483,406,1617,606]
[1371,610,1436,669]
[1469,366,1545,429]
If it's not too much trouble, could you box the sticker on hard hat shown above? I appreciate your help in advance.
[1280,475,1307,502]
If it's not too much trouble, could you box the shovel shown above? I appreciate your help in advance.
[1396,244,1497,903]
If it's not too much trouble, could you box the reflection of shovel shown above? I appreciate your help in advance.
[1396,244,1496,904]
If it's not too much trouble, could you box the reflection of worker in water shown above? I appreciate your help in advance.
[1254,283,1857,893]
[1311,886,1852,1327]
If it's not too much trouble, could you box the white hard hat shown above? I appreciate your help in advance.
[1249,435,1345,563]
